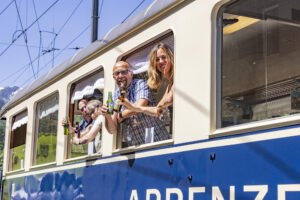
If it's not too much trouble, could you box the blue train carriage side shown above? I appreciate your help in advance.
[2,0,300,199]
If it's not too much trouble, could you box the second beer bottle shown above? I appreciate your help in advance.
[107,91,114,115]
[113,83,126,112]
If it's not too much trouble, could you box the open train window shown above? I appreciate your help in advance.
[8,110,27,171]
[116,31,174,149]
[67,69,104,158]
[217,0,300,128]
[33,93,59,166]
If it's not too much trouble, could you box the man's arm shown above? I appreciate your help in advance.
[73,116,103,144]
[78,125,92,137]
[62,118,75,134]
[100,104,118,134]
[73,124,100,144]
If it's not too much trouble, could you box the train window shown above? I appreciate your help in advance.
[34,93,59,165]
[218,0,300,128]
[117,32,174,149]
[8,110,27,171]
[67,70,104,158]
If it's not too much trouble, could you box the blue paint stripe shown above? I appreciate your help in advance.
[9,123,300,178]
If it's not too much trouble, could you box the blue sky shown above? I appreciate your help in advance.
[0,0,155,88]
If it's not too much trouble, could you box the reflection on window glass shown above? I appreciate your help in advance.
[219,0,300,128]
[35,93,58,165]
[9,111,27,171]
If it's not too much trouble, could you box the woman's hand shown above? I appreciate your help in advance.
[121,98,138,112]
[156,106,166,118]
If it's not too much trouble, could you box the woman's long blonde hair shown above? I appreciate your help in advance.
[147,43,174,89]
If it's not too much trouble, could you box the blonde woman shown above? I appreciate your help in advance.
[121,43,174,117]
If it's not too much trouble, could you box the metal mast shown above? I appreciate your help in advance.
[91,0,99,42]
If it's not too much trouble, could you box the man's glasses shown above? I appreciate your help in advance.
[113,69,130,77]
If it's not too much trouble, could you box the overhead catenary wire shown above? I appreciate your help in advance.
[0,0,85,85]
[32,0,43,77]
[20,24,90,88]
[5,0,146,88]
[0,0,14,16]
[14,0,36,79]
[0,42,40,48]
[0,44,82,85]
[0,0,60,57]
[121,0,145,23]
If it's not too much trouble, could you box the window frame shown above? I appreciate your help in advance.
[64,67,105,162]
[112,29,175,153]
[7,109,28,172]
[32,91,59,167]
[212,0,300,138]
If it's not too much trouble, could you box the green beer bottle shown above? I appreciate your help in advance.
[107,92,114,115]
[64,116,69,135]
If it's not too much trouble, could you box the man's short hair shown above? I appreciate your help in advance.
[86,99,102,111]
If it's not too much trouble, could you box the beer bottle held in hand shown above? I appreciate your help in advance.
[113,83,126,112]
[75,122,80,138]
[64,117,69,135]
[107,91,114,115]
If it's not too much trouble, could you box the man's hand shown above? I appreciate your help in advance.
[100,104,108,116]
[62,117,74,134]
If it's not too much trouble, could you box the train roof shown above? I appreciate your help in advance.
[0,0,178,116]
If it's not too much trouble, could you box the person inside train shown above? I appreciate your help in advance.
[62,98,93,134]
[72,100,103,154]
[100,60,170,146]
[121,43,174,118]
[62,98,99,154]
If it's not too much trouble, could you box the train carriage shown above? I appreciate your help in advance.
[1,0,300,199]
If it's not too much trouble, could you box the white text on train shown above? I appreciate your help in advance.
[129,184,300,200]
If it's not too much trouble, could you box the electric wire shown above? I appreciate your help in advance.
[0,42,40,48]
[32,0,42,77]
[97,0,104,36]
[0,0,84,85]
[0,0,14,16]
[57,0,84,35]
[14,0,36,79]
[20,24,90,88]
[121,0,146,23]
[0,0,59,57]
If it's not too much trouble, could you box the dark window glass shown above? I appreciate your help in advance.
[9,111,27,171]
[219,0,300,128]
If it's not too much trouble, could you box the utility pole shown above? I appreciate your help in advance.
[91,0,99,42]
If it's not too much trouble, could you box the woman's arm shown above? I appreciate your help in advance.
[157,84,174,108]
[121,98,159,117]
[121,84,174,117]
